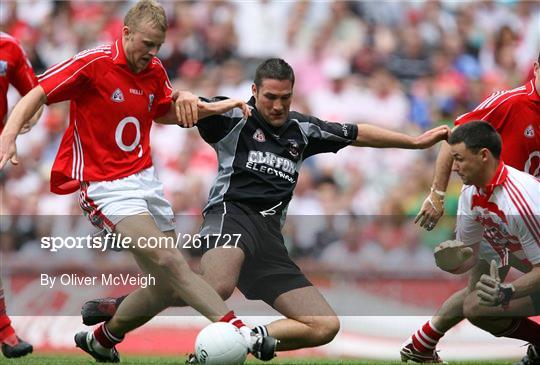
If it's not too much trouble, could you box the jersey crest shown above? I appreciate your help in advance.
[111,88,124,103]
[0,60,7,76]
[148,93,154,111]
[524,124,535,138]
[253,128,265,142]
[287,139,300,158]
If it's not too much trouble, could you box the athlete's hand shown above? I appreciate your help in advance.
[413,125,451,149]
[173,90,199,128]
[0,135,18,169]
[476,260,515,307]
[235,100,252,119]
[197,99,252,120]
[434,240,473,273]
[415,188,445,230]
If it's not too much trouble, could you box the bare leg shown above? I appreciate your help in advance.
[106,215,231,336]
[430,287,467,332]
[267,286,340,351]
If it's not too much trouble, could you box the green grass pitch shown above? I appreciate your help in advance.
[0,354,518,365]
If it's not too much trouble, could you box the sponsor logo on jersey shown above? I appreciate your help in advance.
[524,124,535,138]
[286,139,300,158]
[148,94,154,111]
[246,150,297,183]
[111,88,124,103]
[0,60,7,76]
[130,88,143,95]
[253,128,266,142]
[341,124,349,137]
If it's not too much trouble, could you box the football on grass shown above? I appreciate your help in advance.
[195,322,248,365]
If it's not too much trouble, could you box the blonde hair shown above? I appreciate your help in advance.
[124,0,167,33]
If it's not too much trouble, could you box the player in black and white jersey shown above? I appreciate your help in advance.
[82,58,450,360]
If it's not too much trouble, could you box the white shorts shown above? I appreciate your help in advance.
[79,166,175,233]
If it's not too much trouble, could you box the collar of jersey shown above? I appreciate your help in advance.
[476,160,508,198]
[111,38,128,66]
[528,79,540,103]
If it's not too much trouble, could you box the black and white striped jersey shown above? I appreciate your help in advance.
[196,97,358,214]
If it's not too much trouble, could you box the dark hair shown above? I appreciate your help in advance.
[538,50,540,63]
[448,121,502,159]
[254,58,295,88]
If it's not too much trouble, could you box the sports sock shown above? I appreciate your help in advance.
[411,320,444,353]
[0,288,18,345]
[253,325,268,337]
[219,311,247,330]
[93,323,124,349]
[494,318,540,346]
[220,311,254,347]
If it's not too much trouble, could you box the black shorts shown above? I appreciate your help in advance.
[200,201,312,305]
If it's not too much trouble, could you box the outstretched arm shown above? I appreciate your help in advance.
[0,85,47,168]
[156,91,250,127]
[352,124,450,149]
[415,141,454,230]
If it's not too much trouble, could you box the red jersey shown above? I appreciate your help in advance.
[0,32,38,128]
[38,38,173,194]
[455,80,540,177]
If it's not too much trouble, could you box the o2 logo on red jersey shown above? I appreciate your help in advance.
[115,116,142,158]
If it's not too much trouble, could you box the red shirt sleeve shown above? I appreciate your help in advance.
[39,53,107,104]
[153,59,173,119]
[9,42,38,96]
[454,91,512,130]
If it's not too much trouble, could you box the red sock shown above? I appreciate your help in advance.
[93,323,124,349]
[219,311,247,330]
[495,318,540,346]
[0,289,17,345]
[0,316,16,345]
[411,320,444,353]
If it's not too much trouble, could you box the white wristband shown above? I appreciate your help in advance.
[431,187,446,197]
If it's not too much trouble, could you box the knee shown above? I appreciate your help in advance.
[311,316,340,346]
[155,250,185,271]
[462,292,489,328]
[212,283,235,301]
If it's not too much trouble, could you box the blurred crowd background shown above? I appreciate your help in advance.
[1,0,539,273]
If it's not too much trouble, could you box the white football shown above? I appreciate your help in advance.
[195,322,248,365]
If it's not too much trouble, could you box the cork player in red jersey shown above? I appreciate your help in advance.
[0,1,277,363]
[0,31,42,359]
